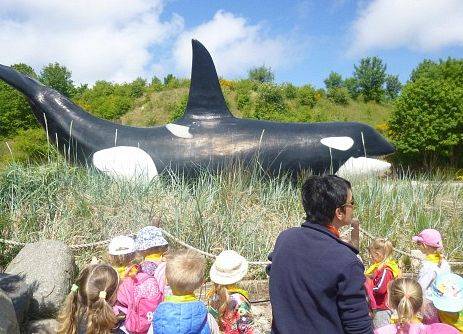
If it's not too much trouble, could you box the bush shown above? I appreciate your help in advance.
[297,85,317,108]
[254,84,287,120]
[282,83,298,99]
[168,94,188,122]
[1,128,50,164]
[327,87,350,105]
[389,58,463,166]
[248,65,274,83]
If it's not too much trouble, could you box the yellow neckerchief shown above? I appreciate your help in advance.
[439,310,463,331]
[425,252,442,265]
[114,266,127,279]
[165,294,197,303]
[365,258,401,278]
[226,284,250,300]
[390,315,422,324]
[145,253,163,262]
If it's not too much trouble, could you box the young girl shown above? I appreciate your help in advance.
[107,235,136,279]
[57,264,121,334]
[374,278,458,334]
[135,226,169,277]
[208,250,254,334]
[412,229,451,323]
[365,238,401,328]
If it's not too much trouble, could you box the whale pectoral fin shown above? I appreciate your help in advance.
[165,123,193,139]
[92,146,158,181]
[336,157,391,178]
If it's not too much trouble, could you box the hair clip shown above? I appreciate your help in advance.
[71,284,79,292]
[99,290,107,299]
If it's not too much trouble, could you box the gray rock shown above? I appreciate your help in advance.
[0,289,20,334]
[26,319,58,334]
[6,240,76,319]
[0,273,32,324]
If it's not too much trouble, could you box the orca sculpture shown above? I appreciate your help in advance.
[0,40,394,177]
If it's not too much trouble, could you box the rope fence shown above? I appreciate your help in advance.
[1,226,463,266]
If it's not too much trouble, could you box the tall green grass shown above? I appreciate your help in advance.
[0,160,462,274]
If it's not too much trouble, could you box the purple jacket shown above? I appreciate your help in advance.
[268,222,373,334]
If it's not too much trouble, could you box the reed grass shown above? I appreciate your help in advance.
[0,159,462,275]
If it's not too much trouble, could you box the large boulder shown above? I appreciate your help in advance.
[0,289,20,334]
[0,273,32,324]
[26,319,59,334]
[6,240,76,319]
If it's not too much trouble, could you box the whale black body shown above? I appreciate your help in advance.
[0,40,394,176]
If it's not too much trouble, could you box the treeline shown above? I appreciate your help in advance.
[0,57,462,169]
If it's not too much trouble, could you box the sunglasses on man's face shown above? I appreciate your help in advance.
[341,198,355,208]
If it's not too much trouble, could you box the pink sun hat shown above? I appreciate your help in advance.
[412,229,443,250]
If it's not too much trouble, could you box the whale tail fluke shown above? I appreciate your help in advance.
[0,64,43,99]
[183,39,233,120]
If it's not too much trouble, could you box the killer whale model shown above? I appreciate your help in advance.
[0,40,394,178]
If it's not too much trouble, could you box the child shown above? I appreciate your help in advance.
[57,264,121,334]
[152,249,218,334]
[365,238,401,328]
[107,235,136,279]
[135,226,169,277]
[412,229,451,323]
[427,273,463,332]
[374,278,458,334]
[208,250,254,334]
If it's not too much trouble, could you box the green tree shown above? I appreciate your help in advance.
[39,62,75,98]
[248,65,274,83]
[324,71,343,90]
[327,87,350,105]
[0,63,39,137]
[385,74,402,100]
[344,77,359,99]
[130,77,147,98]
[353,56,387,102]
[389,58,463,166]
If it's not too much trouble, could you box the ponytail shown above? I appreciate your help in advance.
[57,286,81,334]
[86,294,118,334]
[209,284,230,325]
[388,278,422,328]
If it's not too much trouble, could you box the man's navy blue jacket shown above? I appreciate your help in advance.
[268,222,373,334]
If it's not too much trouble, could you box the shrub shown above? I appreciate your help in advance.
[282,82,298,99]
[297,85,317,108]
[254,84,287,120]
[327,87,350,105]
[248,65,274,83]
[168,94,188,122]
[1,128,50,164]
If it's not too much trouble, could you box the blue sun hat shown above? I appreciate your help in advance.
[427,272,463,313]
[135,226,168,251]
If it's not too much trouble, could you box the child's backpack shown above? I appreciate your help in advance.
[117,267,163,334]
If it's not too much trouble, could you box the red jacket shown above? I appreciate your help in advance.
[365,266,394,310]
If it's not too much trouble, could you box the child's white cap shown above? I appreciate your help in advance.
[210,250,248,285]
[108,235,135,255]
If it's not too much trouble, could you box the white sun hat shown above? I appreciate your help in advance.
[108,235,135,256]
[210,250,249,285]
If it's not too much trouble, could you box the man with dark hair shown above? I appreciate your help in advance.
[268,175,372,334]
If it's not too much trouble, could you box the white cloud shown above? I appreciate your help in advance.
[171,11,298,79]
[348,0,463,55]
[0,0,183,84]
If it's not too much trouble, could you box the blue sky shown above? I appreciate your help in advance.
[1,0,462,87]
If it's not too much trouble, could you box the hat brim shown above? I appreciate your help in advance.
[210,261,249,285]
[431,296,463,313]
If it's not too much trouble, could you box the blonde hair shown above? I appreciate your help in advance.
[166,249,205,293]
[208,284,231,327]
[388,278,423,326]
[57,264,119,334]
[369,238,393,262]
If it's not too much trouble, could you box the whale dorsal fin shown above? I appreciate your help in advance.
[183,40,233,120]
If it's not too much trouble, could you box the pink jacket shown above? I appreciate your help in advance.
[374,323,459,334]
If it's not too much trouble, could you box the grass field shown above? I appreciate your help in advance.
[0,159,461,276]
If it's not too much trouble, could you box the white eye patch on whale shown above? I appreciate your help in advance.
[320,137,354,151]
